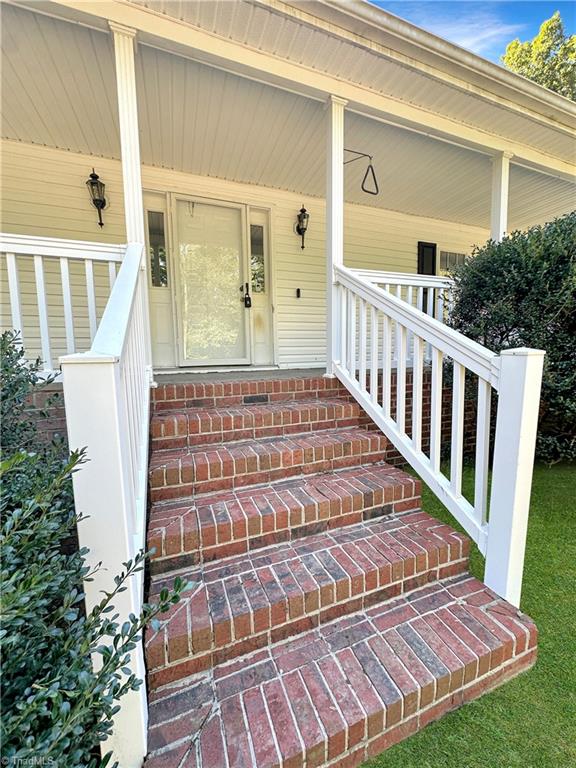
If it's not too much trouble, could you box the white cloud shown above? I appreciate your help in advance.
[378,3,527,59]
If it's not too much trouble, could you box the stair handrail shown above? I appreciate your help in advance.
[331,263,544,607]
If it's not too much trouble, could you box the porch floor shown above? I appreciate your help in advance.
[153,368,326,384]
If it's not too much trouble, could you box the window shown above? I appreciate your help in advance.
[250,224,265,293]
[440,251,467,271]
[147,210,168,287]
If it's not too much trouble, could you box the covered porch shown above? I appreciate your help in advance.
[2,3,574,375]
[1,2,574,766]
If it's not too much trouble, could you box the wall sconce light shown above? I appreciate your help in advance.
[295,206,309,250]
[86,169,107,227]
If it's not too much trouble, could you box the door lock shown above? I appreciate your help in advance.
[241,282,252,308]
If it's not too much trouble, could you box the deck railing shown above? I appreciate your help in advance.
[353,268,454,324]
[332,265,544,606]
[60,242,151,755]
[0,234,125,372]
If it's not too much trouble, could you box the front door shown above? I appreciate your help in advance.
[174,197,251,366]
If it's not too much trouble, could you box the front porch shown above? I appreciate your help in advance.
[1,1,573,766]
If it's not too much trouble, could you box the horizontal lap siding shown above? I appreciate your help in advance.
[1,140,489,367]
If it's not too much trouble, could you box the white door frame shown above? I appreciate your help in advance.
[170,193,252,367]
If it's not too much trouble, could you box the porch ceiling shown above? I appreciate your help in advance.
[2,3,575,232]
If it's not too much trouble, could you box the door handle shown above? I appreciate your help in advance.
[243,282,252,309]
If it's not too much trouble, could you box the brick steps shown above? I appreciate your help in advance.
[151,397,360,450]
[145,574,538,768]
[145,510,469,690]
[149,428,388,503]
[148,465,422,575]
[145,376,537,766]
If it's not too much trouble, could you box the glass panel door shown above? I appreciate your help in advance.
[175,198,250,365]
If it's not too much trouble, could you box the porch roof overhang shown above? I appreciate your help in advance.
[2,0,575,232]
[8,0,575,182]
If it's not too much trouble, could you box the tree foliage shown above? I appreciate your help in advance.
[449,213,576,464]
[0,331,189,765]
[501,12,576,100]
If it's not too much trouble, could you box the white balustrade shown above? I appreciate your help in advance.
[332,263,544,607]
[0,234,124,373]
[61,242,151,766]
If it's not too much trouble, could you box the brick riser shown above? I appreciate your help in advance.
[146,575,537,768]
[145,510,469,690]
[151,398,360,451]
[148,465,422,575]
[149,430,388,503]
[152,376,352,412]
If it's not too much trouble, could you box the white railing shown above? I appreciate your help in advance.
[355,269,454,324]
[60,242,151,759]
[0,234,124,372]
[332,264,544,607]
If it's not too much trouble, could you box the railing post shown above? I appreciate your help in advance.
[61,354,147,768]
[484,347,545,607]
[325,94,347,376]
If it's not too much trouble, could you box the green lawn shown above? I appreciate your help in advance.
[364,463,576,768]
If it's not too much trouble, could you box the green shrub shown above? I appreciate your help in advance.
[449,212,576,464]
[0,331,187,766]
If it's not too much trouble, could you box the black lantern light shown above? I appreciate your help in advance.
[86,169,107,227]
[295,206,309,250]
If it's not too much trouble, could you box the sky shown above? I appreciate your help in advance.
[369,1,576,63]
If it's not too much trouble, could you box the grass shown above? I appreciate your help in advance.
[364,463,576,768]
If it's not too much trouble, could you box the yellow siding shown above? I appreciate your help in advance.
[1,140,490,367]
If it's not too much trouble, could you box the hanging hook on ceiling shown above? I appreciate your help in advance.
[344,148,379,196]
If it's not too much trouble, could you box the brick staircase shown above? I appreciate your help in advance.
[145,375,537,768]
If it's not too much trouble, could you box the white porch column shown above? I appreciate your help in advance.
[110,21,153,377]
[110,22,145,243]
[325,95,347,376]
[490,151,513,242]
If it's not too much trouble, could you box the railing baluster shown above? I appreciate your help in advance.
[33,254,52,370]
[6,252,23,342]
[412,335,424,450]
[417,286,424,312]
[426,287,435,317]
[339,285,347,369]
[348,291,357,379]
[60,257,76,354]
[358,298,367,390]
[450,361,465,495]
[382,314,392,418]
[396,324,407,433]
[370,305,379,404]
[430,347,443,471]
[474,378,492,525]
[85,259,98,342]
[109,260,117,289]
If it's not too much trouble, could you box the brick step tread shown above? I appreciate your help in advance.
[145,574,537,768]
[145,510,469,689]
[152,375,350,411]
[149,429,389,502]
[151,398,360,449]
[148,465,421,575]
